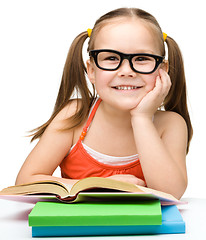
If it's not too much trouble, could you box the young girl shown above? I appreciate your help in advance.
[15,8,192,199]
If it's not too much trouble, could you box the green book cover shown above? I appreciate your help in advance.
[29,200,162,227]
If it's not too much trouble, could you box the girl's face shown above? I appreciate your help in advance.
[87,18,165,112]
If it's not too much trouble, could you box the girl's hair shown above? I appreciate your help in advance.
[30,8,193,153]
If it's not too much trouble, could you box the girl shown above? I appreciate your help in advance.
[15,8,192,199]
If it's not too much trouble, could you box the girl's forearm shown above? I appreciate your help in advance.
[15,174,79,186]
[131,116,187,199]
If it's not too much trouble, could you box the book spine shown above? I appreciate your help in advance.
[29,214,161,227]
[32,222,185,237]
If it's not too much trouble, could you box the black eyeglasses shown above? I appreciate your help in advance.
[89,49,164,74]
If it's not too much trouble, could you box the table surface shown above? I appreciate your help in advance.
[0,198,206,239]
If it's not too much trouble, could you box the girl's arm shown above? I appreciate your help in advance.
[15,101,80,186]
[131,69,188,199]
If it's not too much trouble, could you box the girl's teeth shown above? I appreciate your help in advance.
[116,86,138,90]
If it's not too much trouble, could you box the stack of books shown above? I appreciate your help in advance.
[28,200,185,237]
[0,177,185,237]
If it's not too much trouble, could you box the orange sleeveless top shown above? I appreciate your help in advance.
[60,99,145,181]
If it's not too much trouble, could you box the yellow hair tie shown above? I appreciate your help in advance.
[163,32,167,41]
[87,28,92,38]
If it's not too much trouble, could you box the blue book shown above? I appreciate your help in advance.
[31,205,185,237]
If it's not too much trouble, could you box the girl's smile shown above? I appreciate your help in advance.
[112,85,143,90]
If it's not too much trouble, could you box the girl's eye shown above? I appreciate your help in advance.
[135,56,151,62]
[104,56,119,61]
[98,52,120,62]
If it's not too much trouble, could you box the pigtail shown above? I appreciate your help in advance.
[53,31,95,124]
[164,36,193,153]
[30,31,95,142]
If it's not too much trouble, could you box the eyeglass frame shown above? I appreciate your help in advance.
[89,49,164,74]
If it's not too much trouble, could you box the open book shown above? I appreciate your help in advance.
[0,177,184,205]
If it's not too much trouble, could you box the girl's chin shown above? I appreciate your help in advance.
[99,94,143,112]
[113,98,142,111]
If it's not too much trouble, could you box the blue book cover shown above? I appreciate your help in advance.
[31,205,185,237]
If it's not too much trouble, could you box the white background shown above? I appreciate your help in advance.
[0,0,205,198]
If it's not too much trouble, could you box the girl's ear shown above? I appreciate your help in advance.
[161,60,169,73]
[86,59,96,84]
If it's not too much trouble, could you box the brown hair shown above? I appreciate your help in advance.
[30,8,193,153]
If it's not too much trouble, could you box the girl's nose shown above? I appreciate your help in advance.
[117,59,136,78]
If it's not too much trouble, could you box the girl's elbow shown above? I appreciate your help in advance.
[173,178,188,200]
[15,171,35,185]
[15,173,27,185]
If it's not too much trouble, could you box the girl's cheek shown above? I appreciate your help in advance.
[145,75,157,91]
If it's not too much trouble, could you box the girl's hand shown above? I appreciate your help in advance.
[107,174,146,186]
[130,69,171,119]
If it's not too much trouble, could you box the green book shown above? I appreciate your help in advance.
[29,200,162,227]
